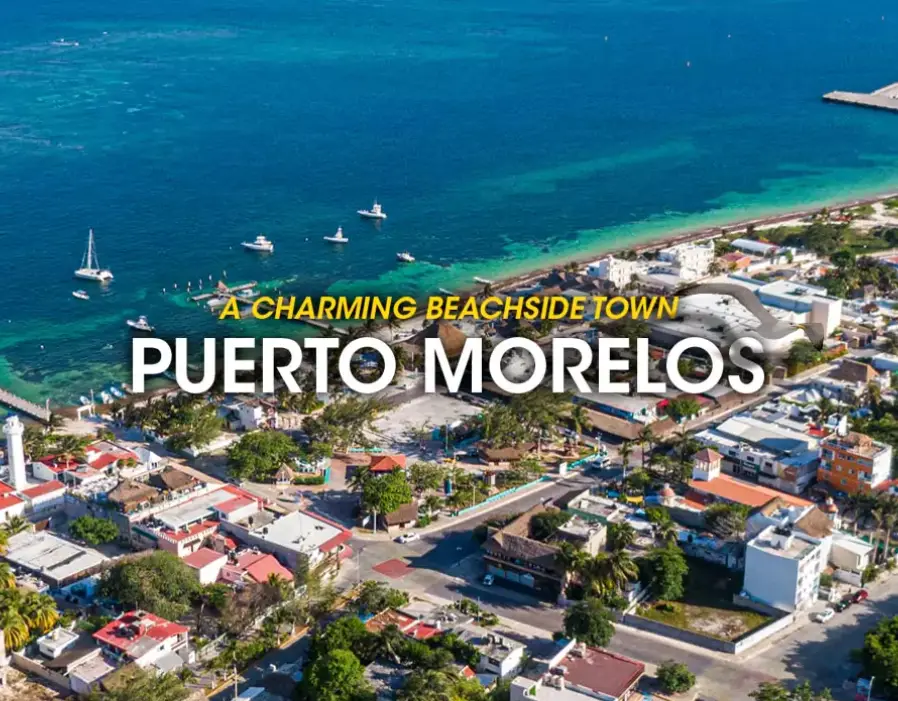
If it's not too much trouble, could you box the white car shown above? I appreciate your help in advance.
[483,574,495,586]
[397,533,419,544]
[815,608,835,623]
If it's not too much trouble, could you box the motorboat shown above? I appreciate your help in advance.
[323,227,349,244]
[79,396,91,406]
[396,251,415,263]
[109,386,125,399]
[126,315,154,333]
[241,235,274,252]
[74,229,114,282]
[358,200,387,220]
[99,391,112,404]
[72,290,90,300]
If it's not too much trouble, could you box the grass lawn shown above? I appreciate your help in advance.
[638,558,771,642]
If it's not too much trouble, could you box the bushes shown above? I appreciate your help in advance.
[294,474,326,486]
[657,661,696,694]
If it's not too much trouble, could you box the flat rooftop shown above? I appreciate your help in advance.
[155,485,249,530]
[711,414,816,455]
[751,528,817,560]
[5,531,108,583]
[249,510,349,554]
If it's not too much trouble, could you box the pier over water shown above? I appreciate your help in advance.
[0,389,50,423]
[823,82,898,113]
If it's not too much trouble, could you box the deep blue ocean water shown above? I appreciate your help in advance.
[1,0,898,403]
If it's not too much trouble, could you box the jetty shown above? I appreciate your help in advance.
[190,280,258,302]
[823,82,898,113]
[0,389,51,422]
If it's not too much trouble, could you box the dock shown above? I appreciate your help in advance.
[0,389,51,422]
[190,281,258,303]
[823,82,898,113]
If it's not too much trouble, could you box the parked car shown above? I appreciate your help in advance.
[853,589,869,603]
[397,532,419,544]
[814,608,835,623]
[483,574,495,586]
[835,598,852,613]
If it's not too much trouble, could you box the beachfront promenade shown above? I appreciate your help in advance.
[824,81,898,113]
[0,388,50,422]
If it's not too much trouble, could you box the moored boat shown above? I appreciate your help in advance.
[126,315,155,333]
[241,235,274,253]
[324,227,349,244]
[358,200,387,220]
[72,290,90,300]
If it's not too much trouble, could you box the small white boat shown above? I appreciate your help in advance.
[396,251,415,263]
[438,288,453,295]
[109,386,125,399]
[79,396,91,406]
[52,38,80,47]
[74,229,114,282]
[99,391,113,404]
[241,235,274,253]
[126,315,155,333]
[358,200,387,220]
[474,277,494,285]
[72,290,90,300]
[324,227,349,244]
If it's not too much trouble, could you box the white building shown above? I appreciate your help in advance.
[755,280,843,336]
[731,238,780,256]
[585,256,643,289]
[20,480,66,515]
[872,352,898,374]
[93,610,190,672]
[182,547,228,585]
[694,414,820,494]
[656,240,715,280]
[830,533,874,578]
[4,416,28,491]
[455,626,525,680]
[743,524,830,612]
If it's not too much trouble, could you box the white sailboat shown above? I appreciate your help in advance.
[323,227,349,244]
[74,229,114,282]
[358,200,387,220]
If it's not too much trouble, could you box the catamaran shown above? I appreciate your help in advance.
[323,227,349,244]
[126,315,155,333]
[358,200,387,220]
[74,229,114,282]
[241,235,274,252]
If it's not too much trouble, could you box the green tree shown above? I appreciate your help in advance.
[749,681,832,701]
[666,397,701,423]
[408,462,446,495]
[861,615,898,696]
[704,503,749,540]
[356,580,409,614]
[562,598,615,647]
[299,649,371,701]
[69,516,120,545]
[656,661,696,694]
[361,469,413,516]
[645,545,689,601]
[607,522,637,552]
[529,510,571,542]
[99,551,200,621]
[84,667,190,701]
[399,669,488,701]
[309,615,378,665]
[227,430,299,482]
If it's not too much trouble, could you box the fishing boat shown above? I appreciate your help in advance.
[241,235,274,253]
[72,290,90,300]
[358,200,387,220]
[126,315,155,333]
[74,229,114,282]
[323,227,349,244]
[396,251,415,263]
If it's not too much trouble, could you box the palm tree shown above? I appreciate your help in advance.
[0,610,28,650]
[555,541,590,586]
[4,515,28,537]
[637,426,656,470]
[54,434,89,464]
[843,492,866,535]
[0,564,14,589]
[0,528,10,556]
[878,496,898,564]
[22,425,51,461]
[569,405,592,443]
[655,519,678,545]
[379,623,406,665]
[607,522,637,552]
[816,397,835,425]
[424,494,444,516]
[21,591,58,633]
[619,441,633,476]
[871,503,886,564]
[603,549,639,591]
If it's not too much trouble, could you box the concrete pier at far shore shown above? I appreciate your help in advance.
[823,82,898,113]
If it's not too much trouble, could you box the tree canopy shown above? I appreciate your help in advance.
[85,667,190,701]
[361,470,414,515]
[644,545,689,601]
[69,516,120,545]
[356,581,409,615]
[529,509,571,542]
[656,661,696,694]
[749,681,833,701]
[299,649,371,701]
[227,430,299,481]
[562,598,615,647]
[99,551,201,621]
[861,615,898,697]
[704,503,749,540]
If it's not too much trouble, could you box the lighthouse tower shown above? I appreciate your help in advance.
[4,415,28,491]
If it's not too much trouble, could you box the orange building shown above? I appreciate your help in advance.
[818,431,893,494]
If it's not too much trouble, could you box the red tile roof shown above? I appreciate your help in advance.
[369,455,407,473]
[0,494,23,512]
[214,496,255,515]
[162,519,219,543]
[364,609,416,634]
[234,552,293,584]
[561,647,644,699]
[688,474,812,509]
[94,611,188,654]
[406,622,441,640]
[21,480,65,499]
[183,547,226,570]
[693,448,722,463]
[0,481,16,496]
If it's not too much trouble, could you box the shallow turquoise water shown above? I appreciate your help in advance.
[1,0,898,402]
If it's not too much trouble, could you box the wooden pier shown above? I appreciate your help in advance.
[824,82,898,113]
[0,389,51,422]
[190,281,258,302]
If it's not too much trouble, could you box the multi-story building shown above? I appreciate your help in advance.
[656,240,715,280]
[93,610,190,671]
[694,414,820,494]
[585,256,642,290]
[743,523,829,612]
[818,430,893,494]
[454,625,525,680]
[754,279,842,336]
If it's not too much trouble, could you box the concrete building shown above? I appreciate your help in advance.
[572,392,659,425]
[694,414,820,494]
[20,480,66,515]
[4,530,108,587]
[585,256,642,289]
[743,524,829,612]
[830,533,875,578]
[656,240,715,280]
[182,547,228,585]
[730,238,780,256]
[219,551,294,587]
[818,430,893,494]
[455,625,525,680]
[510,641,644,701]
[93,611,190,672]
[0,482,25,523]
[24,628,114,695]
[3,416,27,491]
[755,279,842,336]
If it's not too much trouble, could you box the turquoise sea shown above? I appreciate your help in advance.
[1,0,898,404]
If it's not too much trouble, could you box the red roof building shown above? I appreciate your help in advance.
[220,551,294,586]
[94,611,189,666]
[513,644,644,700]
[369,455,407,473]
[688,473,812,509]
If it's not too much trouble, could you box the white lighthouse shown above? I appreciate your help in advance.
[4,415,28,491]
